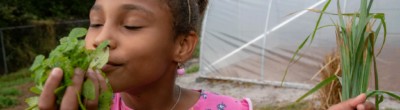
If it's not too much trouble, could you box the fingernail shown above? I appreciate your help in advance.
[88,69,96,76]
[51,68,62,75]
[95,69,102,74]
[75,68,84,76]
[359,93,366,97]
[51,68,61,74]
[88,69,94,73]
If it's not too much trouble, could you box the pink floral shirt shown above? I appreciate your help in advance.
[111,90,252,110]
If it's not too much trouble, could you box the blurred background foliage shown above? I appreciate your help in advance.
[0,0,94,74]
[0,0,93,27]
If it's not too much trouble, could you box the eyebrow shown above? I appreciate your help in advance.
[121,4,154,17]
[91,5,101,11]
[91,4,154,17]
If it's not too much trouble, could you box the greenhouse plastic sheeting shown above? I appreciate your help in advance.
[199,0,400,91]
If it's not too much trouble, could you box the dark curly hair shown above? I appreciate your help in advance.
[167,0,208,37]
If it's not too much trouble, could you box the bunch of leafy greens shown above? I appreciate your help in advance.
[25,28,113,110]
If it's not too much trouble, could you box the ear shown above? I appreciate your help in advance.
[173,31,198,63]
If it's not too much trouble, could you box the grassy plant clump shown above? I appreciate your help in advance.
[0,69,31,82]
[284,0,400,109]
[0,69,32,88]
[259,101,314,110]
[0,68,31,109]
[0,96,19,109]
[0,88,21,96]
[0,88,21,109]
[185,64,200,74]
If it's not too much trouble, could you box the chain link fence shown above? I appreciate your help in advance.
[0,20,89,75]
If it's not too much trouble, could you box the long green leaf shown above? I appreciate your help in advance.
[367,90,400,100]
[281,24,335,85]
[367,0,374,14]
[370,31,381,109]
[296,75,337,102]
[336,0,346,30]
[310,0,332,44]
[374,13,387,56]
[281,36,310,86]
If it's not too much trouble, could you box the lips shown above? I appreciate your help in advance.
[101,61,123,72]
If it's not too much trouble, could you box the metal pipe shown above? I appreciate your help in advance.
[0,30,8,74]
[199,0,211,75]
[260,0,274,80]
[211,0,328,66]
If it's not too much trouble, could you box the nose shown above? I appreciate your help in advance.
[93,25,116,49]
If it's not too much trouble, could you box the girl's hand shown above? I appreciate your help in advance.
[38,68,107,110]
[328,94,375,110]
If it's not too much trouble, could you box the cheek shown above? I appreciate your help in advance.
[123,37,172,73]
[121,28,175,63]
[109,36,173,91]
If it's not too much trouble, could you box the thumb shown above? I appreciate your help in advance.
[328,94,367,110]
[346,93,367,107]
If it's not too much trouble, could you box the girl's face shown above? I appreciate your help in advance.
[85,0,177,92]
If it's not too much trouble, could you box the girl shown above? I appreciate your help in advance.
[38,0,374,110]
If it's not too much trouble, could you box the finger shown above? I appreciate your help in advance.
[353,94,367,106]
[39,68,63,110]
[60,69,85,110]
[364,101,376,110]
[357,104,365,110]
[328,94,367,110]
[328,104,348,110]
[84,69,100,110]
[347,93,367,107]
[96,70,108,92]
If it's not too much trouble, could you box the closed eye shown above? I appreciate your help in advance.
[124,26,142,30]
[89,24,103,28]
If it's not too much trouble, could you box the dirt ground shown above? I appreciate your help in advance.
[176,72,400,109]
[4,83,34,110]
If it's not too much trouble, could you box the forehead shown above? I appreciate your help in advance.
[91,0,170,16]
